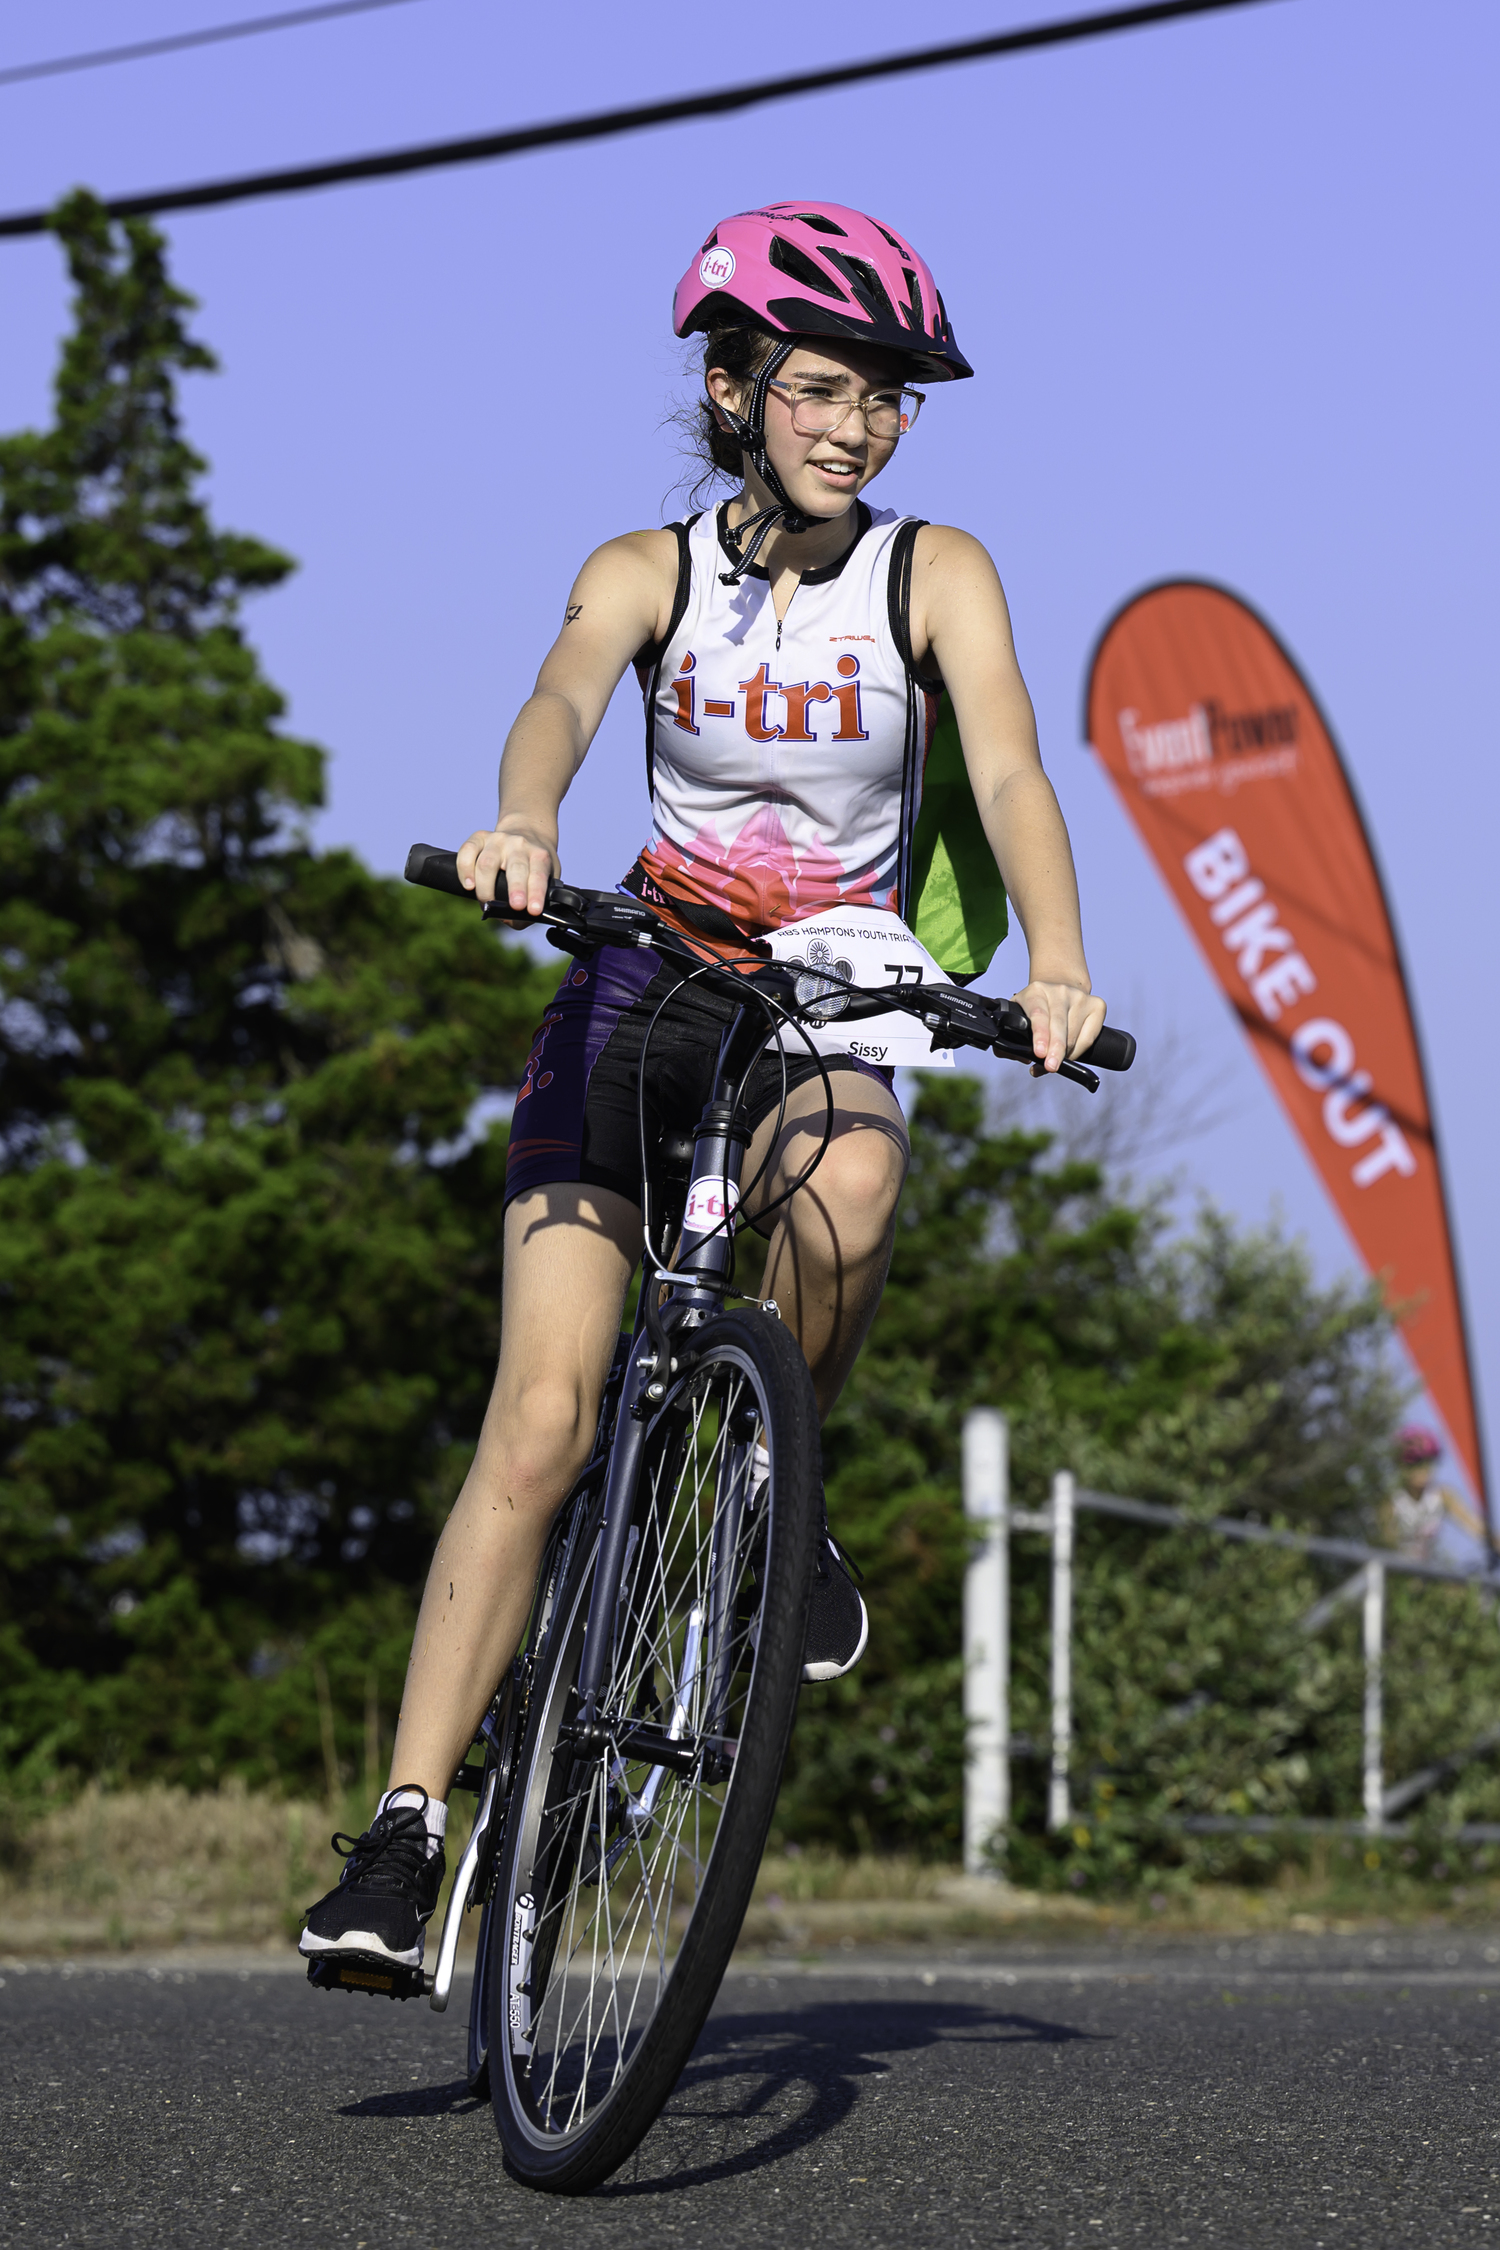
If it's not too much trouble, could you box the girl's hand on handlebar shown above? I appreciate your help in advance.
[1014,980,1107,1073]
[456,820,558,915]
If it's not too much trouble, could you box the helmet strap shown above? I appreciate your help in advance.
[718,499,789,585]
[715,339,820,587]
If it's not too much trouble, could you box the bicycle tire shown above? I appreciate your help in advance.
[486,1308,819,2192]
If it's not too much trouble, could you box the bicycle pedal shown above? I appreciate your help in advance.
[305,1952,431,2002]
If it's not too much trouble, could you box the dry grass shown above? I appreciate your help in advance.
[752,1849,948,1904]
[5,1792,1499,1958]
[743,1851,1094,1949]
[739,1847,1500,1950]
[0,1782,475,1957]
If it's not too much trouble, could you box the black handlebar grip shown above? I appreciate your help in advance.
[1089,1026,1136,1072]
[404,844,469,897]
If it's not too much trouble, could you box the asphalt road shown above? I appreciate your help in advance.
[5,1931,1500,2248]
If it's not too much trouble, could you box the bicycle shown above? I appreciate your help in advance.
[307,845,1135,2192]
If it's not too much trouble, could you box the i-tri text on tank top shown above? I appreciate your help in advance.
[634,502,933,937]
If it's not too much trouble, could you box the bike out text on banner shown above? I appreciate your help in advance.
[1084,579,1486,1515]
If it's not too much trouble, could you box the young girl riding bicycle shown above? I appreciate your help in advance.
[301,199,1107,1974]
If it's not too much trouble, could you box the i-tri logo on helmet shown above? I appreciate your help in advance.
[699,246,736,287]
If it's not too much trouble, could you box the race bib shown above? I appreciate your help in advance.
[766,907,956,1071]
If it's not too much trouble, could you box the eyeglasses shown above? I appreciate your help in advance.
[764,377,924,440]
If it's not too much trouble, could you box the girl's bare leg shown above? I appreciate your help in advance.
[387,1184,637,1800]
[742,1072,908,1417]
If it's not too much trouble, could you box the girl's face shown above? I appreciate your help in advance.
[707,340,917,523]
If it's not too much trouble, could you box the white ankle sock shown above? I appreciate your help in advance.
[379,1787,448,1859]
[752,1441,770,1483]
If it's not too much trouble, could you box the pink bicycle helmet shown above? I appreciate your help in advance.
[674,200,972,384]
[1397,1425,1442,1468]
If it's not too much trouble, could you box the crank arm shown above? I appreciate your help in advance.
[428,1764,498,2013]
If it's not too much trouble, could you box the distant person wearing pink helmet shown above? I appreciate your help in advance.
[1382,1425,1485,1561]
[302,203,1109,1974]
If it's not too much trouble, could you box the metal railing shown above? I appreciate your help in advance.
[961,1408,1499,1874]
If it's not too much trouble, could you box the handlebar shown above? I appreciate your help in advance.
[404,845,1136,1088]
[405,843,472,898]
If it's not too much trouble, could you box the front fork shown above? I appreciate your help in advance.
[572,998,766,1731]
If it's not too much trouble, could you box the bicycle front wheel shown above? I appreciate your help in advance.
[487,1308,819,2192]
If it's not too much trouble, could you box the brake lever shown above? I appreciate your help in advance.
[1035,1056,1100,1093]
[933,990,1103,1091]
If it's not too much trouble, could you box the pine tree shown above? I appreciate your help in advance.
[0,196,552,1791]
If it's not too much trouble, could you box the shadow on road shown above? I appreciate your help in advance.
[340,2079,482,2119]
[332,1992,1102,2183]
[597,1993,1104,2196]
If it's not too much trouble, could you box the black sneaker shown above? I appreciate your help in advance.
[802,1514,868,1683]
[299,1790,445,1970]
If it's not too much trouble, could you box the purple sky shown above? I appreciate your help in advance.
[2,0,1496,1508]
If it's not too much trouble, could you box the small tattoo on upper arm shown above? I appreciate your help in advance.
[564,603,583,624]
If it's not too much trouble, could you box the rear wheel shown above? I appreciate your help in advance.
[487,1309,818,2192]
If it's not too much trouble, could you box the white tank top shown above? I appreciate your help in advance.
[632,501,930,937]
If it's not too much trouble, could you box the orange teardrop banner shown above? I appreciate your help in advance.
[1085,579,1485,1511]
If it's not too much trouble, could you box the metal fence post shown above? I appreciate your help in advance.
[1048,1470,1075,1833]
[962,1409,1009,1875]
[1364,1561,1385,1835]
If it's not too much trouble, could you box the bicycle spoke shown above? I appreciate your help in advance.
[541,1759,599,2129]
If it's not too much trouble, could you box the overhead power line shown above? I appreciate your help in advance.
[0,0,424,91]
[0,0,1285,241]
